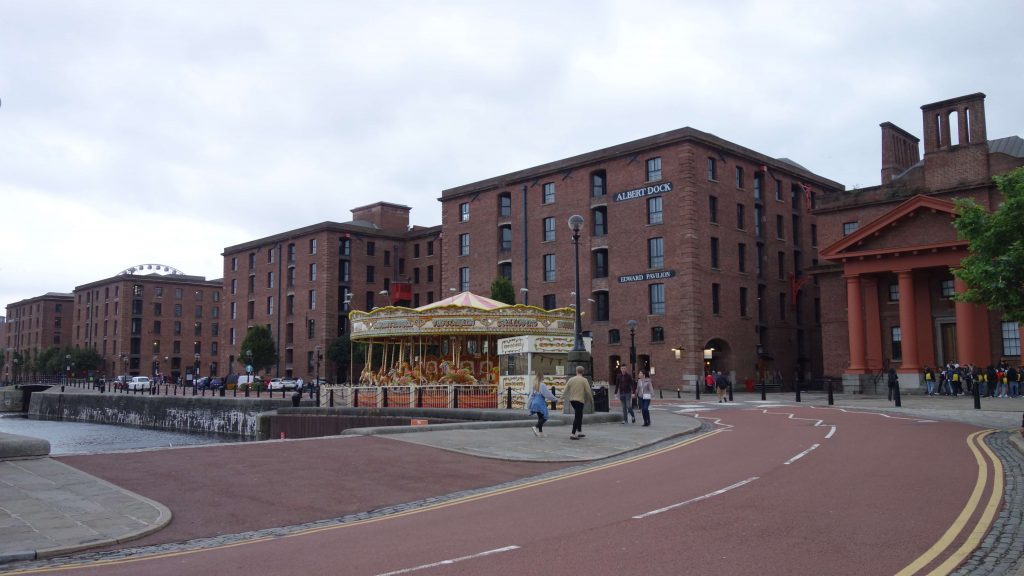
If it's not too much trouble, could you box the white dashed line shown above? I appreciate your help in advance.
[784,444,820,465]
[375,546,521,576]
[633,477,759,519]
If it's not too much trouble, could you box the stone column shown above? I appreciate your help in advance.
[954,278,975,365]
[863,276,883,371]
[896,270,920,371]
[846,275,866,373]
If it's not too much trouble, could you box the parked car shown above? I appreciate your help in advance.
[198,377,223,391]
[269,378,298,390]
[127,376,152,391]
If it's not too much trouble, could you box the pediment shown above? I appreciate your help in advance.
[821,195,964,260]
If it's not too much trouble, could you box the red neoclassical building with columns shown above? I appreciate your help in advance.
[814,93,1024,391]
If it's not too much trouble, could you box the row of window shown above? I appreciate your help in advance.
[149,338,218,356]
[460,158,665,222]
[708,283,815,324]
[709,238,809,279]
[708,195,816,245]
[707,158,815,210]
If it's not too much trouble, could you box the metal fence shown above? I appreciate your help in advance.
[319,385,500,409]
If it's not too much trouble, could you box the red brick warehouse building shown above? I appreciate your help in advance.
[220,202,441,383]
[440,128,841,389]
[815,93,1024,392]
[71,267,223,382]
[4,292,73,381]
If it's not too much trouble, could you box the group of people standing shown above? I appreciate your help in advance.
[922,363,1022,398]
[613,365,653,426]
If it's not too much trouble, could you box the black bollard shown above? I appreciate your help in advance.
[695,379,701,400]
[795,378,801,403]
[550,387,558,410]
[418,386,425,409]
[760,377,766,401]
[453,386,460,409]
[728,382,733,402]
[827,379,834,405]
[329,388,335,407]
[894,380,902,407]
[506,386,512,410]
[973,376,981,410]
[382,387,389,408]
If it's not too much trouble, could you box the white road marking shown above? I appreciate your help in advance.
[633,477,759,519]
[784,444,820,465]
[375,546,521,576]
[752,409,839,440]
[674,408,716,413]
[806,405,936,423]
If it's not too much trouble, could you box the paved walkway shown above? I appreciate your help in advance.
[0,392,1021,572]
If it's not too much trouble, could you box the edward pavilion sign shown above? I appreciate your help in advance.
[618,270,676,284]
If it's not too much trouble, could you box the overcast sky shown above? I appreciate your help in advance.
[2,0,1022,311]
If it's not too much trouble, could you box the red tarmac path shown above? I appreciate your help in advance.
[14,404,1003,575]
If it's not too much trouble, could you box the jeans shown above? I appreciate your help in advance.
[640,397,651,425]
[926,380,935,395]
[571,401,584,434]
[1011,382,1020,397]
[619,393,635,423]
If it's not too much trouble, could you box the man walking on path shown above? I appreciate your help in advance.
[614,365,636,424]
[563,365,594,440]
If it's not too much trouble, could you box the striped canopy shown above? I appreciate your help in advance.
[415,291,508,311]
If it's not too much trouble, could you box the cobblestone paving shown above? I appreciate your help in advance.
[951,432,1024,576]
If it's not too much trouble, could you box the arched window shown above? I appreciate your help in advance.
[498,192,512,218]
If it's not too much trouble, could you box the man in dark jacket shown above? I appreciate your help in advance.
[614,365,636,424]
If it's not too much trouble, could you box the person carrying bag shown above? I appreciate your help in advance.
[528,371,557,437]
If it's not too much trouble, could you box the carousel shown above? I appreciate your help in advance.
[349,291,576,388]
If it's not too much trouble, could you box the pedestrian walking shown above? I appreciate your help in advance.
[563,365,594,440]
[528,371,558,437]
[887,367,898,402]
[614,365,636,424]
[715,371,729,403]
[636,370,654,426]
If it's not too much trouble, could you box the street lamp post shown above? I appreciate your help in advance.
[757,344,767,401]
[315,345,322,399]
[626,320,638,380]
[244,349,253,397]
[194,353,201,388]
[64,354,71,391]
[566,215,591,379]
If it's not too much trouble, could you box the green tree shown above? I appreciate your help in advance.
[238,325,278,375]
[953,167,1024,322]
[34,347,61,376]
[326,334,365,383]
[490,276,516,306]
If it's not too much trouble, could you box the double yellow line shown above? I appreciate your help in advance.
[895,429,1004,576]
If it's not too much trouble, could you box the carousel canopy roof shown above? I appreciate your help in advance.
[349,291,575,340]
[415,291,508,311]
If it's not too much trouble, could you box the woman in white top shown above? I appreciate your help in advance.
[636,371,654,426]
[527,371,558,437]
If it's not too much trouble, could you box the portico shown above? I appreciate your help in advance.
[822,195,995,391]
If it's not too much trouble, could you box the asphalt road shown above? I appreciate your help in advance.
[11,402,1001,575]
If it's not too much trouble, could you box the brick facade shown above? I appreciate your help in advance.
[71,274,223,381]
[221,203,440,383]
[5,293,74,379]
[815,93,1024,384]
[440,128,841,388]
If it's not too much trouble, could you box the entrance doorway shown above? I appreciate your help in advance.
[937,321,958,365]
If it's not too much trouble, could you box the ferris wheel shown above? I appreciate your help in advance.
[117,264,185,276]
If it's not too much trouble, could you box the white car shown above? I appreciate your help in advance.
[127,376,151,391]
[269,378,298,390]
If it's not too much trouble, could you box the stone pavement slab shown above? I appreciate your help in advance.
[0,456,171,563]
[363,412,703,461]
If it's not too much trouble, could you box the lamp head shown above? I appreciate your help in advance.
[626,319,638,331]
[567,214,584,233]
